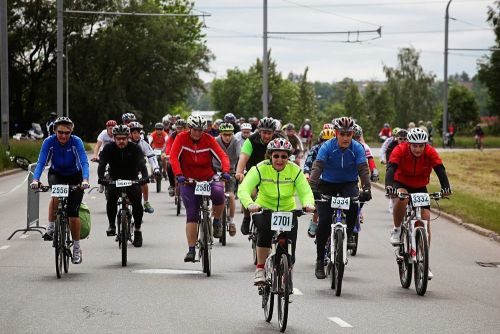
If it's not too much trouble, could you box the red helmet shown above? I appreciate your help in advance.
[106,120,117,127]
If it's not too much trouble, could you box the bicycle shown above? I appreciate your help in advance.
[255,209,307,333]
[219,193,230,246]
[5,150,31,171]
[317,194,359,296]
[108,180,140,267]
[153,149,163,193]
[394,191,444,296]
[36,184,81,279]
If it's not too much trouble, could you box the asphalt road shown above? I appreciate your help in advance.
[0,163,499,334]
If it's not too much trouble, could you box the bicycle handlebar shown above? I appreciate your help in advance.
[251,208,312,217]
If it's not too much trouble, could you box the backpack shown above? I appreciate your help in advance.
[79,202,92,239]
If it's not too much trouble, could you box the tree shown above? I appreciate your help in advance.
[478,1,500,116]
[364,83,395,140]
[448,84,480,131]
[291,67,316,127]
[384,47,437,127]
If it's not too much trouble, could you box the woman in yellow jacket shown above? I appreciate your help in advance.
[238,138,315,285]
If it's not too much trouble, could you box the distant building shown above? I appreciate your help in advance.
[191,110,217,121]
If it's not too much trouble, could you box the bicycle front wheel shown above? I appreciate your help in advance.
[176,196,182,216]
[121,210,129,267]
[263,286,274,322]
[333,229,344,296]
[414,228,429,296]
[277,253,289,332]
[398,225,412,289]
[54,217,63,279]
[63,222,70,273]
[202,211,211,277]
[220,204,227,246]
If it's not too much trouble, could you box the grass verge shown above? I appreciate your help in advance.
[375,150,500,234]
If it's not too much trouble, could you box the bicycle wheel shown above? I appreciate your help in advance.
[54,217,63,279]
[14,156,31,170]
[121,210,128,267]
[156,174,162,193]
[349,232,358,256]
[333,229,344,296]
[220,204,227,246]
[176,195,182,216]
[414,228,429,296]
[252,225,258,265]
[202,210,211,277]
[263,285,274,322]
[63,222,70,273]
[398,225,412,289]
[277,253,289,332]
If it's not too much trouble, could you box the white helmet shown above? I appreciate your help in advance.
[241,123,252,130]
[407,127,428,144]
[187,115,207,130]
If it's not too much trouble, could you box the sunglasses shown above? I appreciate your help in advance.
[272,154,289,160]
[397,137,408,141]
[114,136,128,142]
[338,131,353,137]
[57,130,71,135]
[221,133,233,137]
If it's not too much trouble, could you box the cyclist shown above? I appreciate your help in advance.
[299,119,314,151]
[378,123,392,142]
[170,115,231,262]
[129,121,160,213]
[209,119,221,137]
[149,122,169,179]
[164,118,187,196]
[92,120,116,162]
[238,138,315,284]
[303,129,335,237]
[385,128,451,279]
[383,128,408,214]
[122,113,136,126]
[224,112,240,133]
[234,122,253,148]
[285,123,304,165]
[379,127,400,165]
[213,122,240,236]
[308,117,372,279]
[30,117,89,264]
[235,117,281,235]
[98,125,149,247]
[474,124,485,150]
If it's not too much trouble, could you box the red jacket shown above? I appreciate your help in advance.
[170,131,230,181]
[389,142,442,188]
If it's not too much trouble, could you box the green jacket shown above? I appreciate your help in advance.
[238,160,315,211]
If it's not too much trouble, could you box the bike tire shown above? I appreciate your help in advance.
[202,210,211,277]
[252,225,258,265]
[54,217,63,279]
[121,210,128,267]
[263,286,274,322]
[414,228,429,296]
[156,174,162,193]
[333,229,344,296]
[398,226,412,289]
[220,204,227,246]
[277,254,289,332]
[176,196,182,216]
[63,222,70,273]
[350,232,358,256]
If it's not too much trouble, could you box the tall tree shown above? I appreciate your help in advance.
[448,84,480,131]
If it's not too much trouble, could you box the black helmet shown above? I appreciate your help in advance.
[128,121,143,132]
[54,117,74,128]
[112,124,130,136]
[258,117,276,131]
[175,119,187,128]
[224,113,236,123]
[334,117,355,132]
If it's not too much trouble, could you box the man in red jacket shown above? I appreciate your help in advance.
[170,115,231,262]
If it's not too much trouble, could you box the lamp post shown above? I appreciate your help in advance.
[262,0,269,118]
[443,0,453,146]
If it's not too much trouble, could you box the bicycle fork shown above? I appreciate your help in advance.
[332,213,347,265]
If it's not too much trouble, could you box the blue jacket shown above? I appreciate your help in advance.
[316,138,366,183]
[303,142,323,175]
[33,135,89,180]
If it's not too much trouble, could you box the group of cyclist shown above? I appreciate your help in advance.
[30,110,452,285]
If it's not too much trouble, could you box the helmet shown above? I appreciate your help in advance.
[335,117,355,131]
[122,113,136,123]
[353,124,363,137]
[174,114,181,120]
[162,115,171,124]
[320,129,335,140]
[175,119,187,128]
[112,124,130,136]
[154,122,164,130]
[241,123,252,130]
[54,117,74,128]
[239,117,246,122]
[392,127,401,136]
[267,138,293,154]
[384,123,390,128]
[407,128,428,144]
[128,122,143,131]
[323,123,334,130]
[258,117,276,131]
[219,122,234,133]
[187,115,207,130]
[285,123,295,131]
[304,118,311,123]
[106,120,117,127]
[214,118,223,126]
[408,122,416,129]
[50,112,57,117]
[397,129,408,138]
[224,113,236,123]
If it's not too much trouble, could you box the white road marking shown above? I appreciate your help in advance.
[0,245,11,250]
[91,196,96,200]
[328,317,353,328]
[19,234,30,239]
[292,288,303,295]
[133,269,203,275]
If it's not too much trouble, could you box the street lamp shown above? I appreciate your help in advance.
[443,0,453,147]
[65,32,77,118]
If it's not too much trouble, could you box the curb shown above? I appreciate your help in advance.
[371,182,500,244]
[0,168,23,178]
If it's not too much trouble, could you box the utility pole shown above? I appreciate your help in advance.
[262,0,269,118]
[443,0,452,146]
[1,0,9,146]
[57,0,64,117]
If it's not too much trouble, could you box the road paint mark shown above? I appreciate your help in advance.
[133,269,203,275]
[328,317,353,328]
[91,196,96,200]
[292,288,303,295]
[19,234,30,239]
[0,245,11,250]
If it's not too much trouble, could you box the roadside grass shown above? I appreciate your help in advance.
[1,140,93,172]
[375,150,500,234]
[368,135,500,149]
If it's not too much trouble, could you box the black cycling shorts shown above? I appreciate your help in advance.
[48,169,84,217]
[393,181,430,210]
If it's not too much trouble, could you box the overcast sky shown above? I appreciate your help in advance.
[193,0,496,82]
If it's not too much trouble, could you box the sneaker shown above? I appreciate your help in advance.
[315,260,326,279]
[390,228,401,246]
[106,225,116,236]
[254,268,266,285]
[213,223,222,238]
[72,247,82,264]
[240,217,251,235]
[228,223,237,237]
[168,186,175,197]
[144,201,154,214]
[307,219,317,238]
[428,268,434,280]
[184,251,196,262]
[42,225,54,241]
[133,230,143,247]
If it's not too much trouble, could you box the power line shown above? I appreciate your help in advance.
[450,17,491,30]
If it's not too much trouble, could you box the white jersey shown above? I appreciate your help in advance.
[97,129,114,153]
[133,138,159,170]
[380,137,393,163]
[234,131,252,150]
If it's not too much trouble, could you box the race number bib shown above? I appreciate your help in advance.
[51,184,69,197]
[411,193,430,207]
[271,212,293,232]
[194,181,211,196]
[330,197,350,210]
[116,179,133,188]
[154,149,162,156]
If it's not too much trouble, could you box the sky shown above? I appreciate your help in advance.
[193,0,497,82]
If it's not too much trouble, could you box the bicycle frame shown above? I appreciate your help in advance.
[332,209,348,266]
